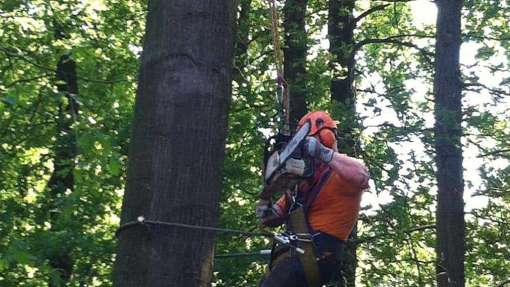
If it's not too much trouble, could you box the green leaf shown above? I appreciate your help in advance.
[1,96,16,105]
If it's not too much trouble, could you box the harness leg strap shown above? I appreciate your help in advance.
[289,206,322,287]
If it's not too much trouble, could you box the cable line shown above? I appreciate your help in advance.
[116,216,272,238]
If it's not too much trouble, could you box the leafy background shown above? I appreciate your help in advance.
[0,0,509,286]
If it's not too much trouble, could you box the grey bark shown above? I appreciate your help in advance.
[283,0,308,127]
[433,1,465,287]
[329,0,357,156]
[113,1,234,287]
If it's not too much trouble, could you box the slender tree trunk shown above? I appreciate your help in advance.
[328,1,357,286]
[329,0,357,155]
[113,1,234,287]
[434,1,465,286]
[283,0,308,127]
[46,54,79,287]
[233,0,251,84]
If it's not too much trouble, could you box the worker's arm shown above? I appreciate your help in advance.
[328,152,370,189]
[304,137,369,189]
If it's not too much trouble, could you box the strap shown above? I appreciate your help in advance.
[303,168,333,214]
[288,207,322,287]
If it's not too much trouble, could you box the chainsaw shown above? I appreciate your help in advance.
[260,120,314,200]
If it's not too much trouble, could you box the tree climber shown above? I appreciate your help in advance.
[256,111,369,287]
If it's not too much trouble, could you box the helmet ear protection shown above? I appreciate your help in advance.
[297,111,338,148]
[317,128,336,148]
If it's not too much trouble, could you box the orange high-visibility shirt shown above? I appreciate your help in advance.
[306,171,363,241]
[275,168,364,241]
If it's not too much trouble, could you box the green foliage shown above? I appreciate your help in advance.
[0,0,145,285]
[1,0,509,286]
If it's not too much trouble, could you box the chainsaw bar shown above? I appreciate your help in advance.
[264,121,310,183]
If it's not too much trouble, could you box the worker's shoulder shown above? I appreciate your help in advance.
[326,171,362,193]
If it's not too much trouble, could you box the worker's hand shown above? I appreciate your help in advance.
[303,136,334,163]
[255,199,286,227]
[255,199,271,219]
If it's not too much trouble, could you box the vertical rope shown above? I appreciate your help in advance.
[268,0,284,77]
[267,0,290,134]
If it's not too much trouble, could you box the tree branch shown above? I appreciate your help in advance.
[0,45,127,84]
[463,33,510,42]
[352,35,434,65]
[354,4,390,24]
[496,279,510,287]
[354,224,436,245]
[463,82,510,99]
[1,74,51,90]
[477,149,510,158]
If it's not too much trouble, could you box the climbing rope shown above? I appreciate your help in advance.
[268,0,284,78]
[266,0,290,135]
[116,216,309,256]
[215,250,271,258]
[116,216,272,238]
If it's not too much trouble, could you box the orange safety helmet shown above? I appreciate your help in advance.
[297,111,338,148]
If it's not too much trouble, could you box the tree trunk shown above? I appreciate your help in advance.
[283,0,308,127]
[433,1,465,286]
[113,1,234,287]
[46,54,79,287]
[329,0,356,156]
[233,0,251,83]
[328,1,357,286]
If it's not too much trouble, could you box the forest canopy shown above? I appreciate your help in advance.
[0,0,509,286]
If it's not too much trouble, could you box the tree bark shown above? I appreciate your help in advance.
[113,1,234,287]
[328,1,357,286]
[329,0,357,156]
[283,0,308,127]
[433,1,465,287]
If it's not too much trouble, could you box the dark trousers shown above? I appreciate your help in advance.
[260,232,344,287]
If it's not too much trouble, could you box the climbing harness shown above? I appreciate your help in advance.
[287,206,322,287]
[267,168,334,287]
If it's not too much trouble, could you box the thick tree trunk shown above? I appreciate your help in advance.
[283,0,308,127]
[328,1,357,286]
[113,1,234,287]
[433,1,465,287]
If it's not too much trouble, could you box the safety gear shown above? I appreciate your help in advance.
[317,128,336,149]
[297,112,337,147]
[261,165,333,287]
[287,206,322,287]
[303,137,334,163]
[273,166,363,241]
[256,199,272,219]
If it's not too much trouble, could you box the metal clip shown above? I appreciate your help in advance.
[273,232,305,254]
